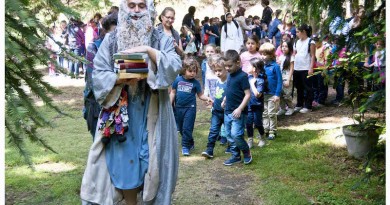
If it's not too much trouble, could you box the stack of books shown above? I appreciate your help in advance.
[113,52,149,79]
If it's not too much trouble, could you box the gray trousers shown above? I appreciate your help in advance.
[263,94,279,134]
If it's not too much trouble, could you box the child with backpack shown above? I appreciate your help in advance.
[170,57,213,156]
[246,58,267,148]
[276,39,295,116]
[293,24,316,113]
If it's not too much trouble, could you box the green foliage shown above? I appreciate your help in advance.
[4,0,79,167]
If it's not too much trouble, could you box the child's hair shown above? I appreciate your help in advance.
[249,58,268,90]
[281,40,293,71]
[259,42,276,61]
[204,44,217,53]
[207,54,224,70]
[180,56,200,76]
[298,24,312,38]
[223,50,240,62]
[246,35,260,50]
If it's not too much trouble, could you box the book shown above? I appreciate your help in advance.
[118,68,149,73]
[118,73,148,79]
[113,52,147,60]
[114,62,148,69]
[115,59,146,63]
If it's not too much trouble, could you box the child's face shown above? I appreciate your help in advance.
[184,69,197,79]
[376,41,384,49]
[259,52,266,61]
[246,39,258,53]
[205,46,216,57]
[250,65,257,75]
[262,24,267,31]
[254,19,260,25]
[224,60,240,73]
[213,65,227,80]
[281,42,289,55]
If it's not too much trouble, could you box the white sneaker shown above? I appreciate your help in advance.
[277,109,286,116]
[247,137,254,149]
[285,108,294,116]
[294,106,302,112]
[299,108,312,113]
[258,139,266,147]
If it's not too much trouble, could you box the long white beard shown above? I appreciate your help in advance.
[117,11,153,52]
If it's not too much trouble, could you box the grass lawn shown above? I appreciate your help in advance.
[5,103,385,205]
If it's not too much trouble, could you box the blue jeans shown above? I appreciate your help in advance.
[175,107,196,148]
[313,73,328,104]
[224,113,249,158]
[207,110,224,148]
[69,47,82,75]
[246,106,264,137]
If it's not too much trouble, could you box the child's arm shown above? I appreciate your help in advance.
[273,65,283,102]
[285,60,294,87]
[232,89,251,118]
[249,78,261,98]
[169,89,176,105]
[197,92,213,104]
[309,43,316,75]
[221,96,226,109]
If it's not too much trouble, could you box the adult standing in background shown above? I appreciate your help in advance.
[268,9,283,49]
[80,0,181,204]
[221,12,243,54]
[182,6,196,32]
[261,0,273,27]
[234,7,253,42]
[158,7,184,56]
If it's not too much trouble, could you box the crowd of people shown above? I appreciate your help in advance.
[44,0,385,204]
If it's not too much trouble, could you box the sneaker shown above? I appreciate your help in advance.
[294,106,302,112]
[277,109,286,116]
[247,137,254,149]
[220,137,227,145]
[243,150,253,165]
[190,144,195,151]
[224,147,232,154]
[268,133,275,140]
[285,108,294,116]
[182,147,190,156]
[331,99,341,105]
[201,149,214,159]
[223,156,241,166]
[299,108,312,113]
[258,139,266,147]
[317,103,325,108]
[312,101,319,107]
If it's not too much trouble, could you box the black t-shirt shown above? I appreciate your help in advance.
[225,69,250,114]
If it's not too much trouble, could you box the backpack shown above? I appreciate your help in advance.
[294,38,313,54]
[223,20,239,35]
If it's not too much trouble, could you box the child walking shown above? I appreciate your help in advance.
[246,58,267,148]
[221,50,252,166]
[201,44,217,88]
[277,39,295,116]
[240,35,261,75]
[260,43,283,140]
[170,57,213,156]
[201,54,228,158]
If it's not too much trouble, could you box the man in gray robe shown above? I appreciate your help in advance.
[80,0,181,204]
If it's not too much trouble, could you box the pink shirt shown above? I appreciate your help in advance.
[240,51,261,74]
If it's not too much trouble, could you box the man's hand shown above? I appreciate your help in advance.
[283,81,289,87]
[232,108,242,118]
